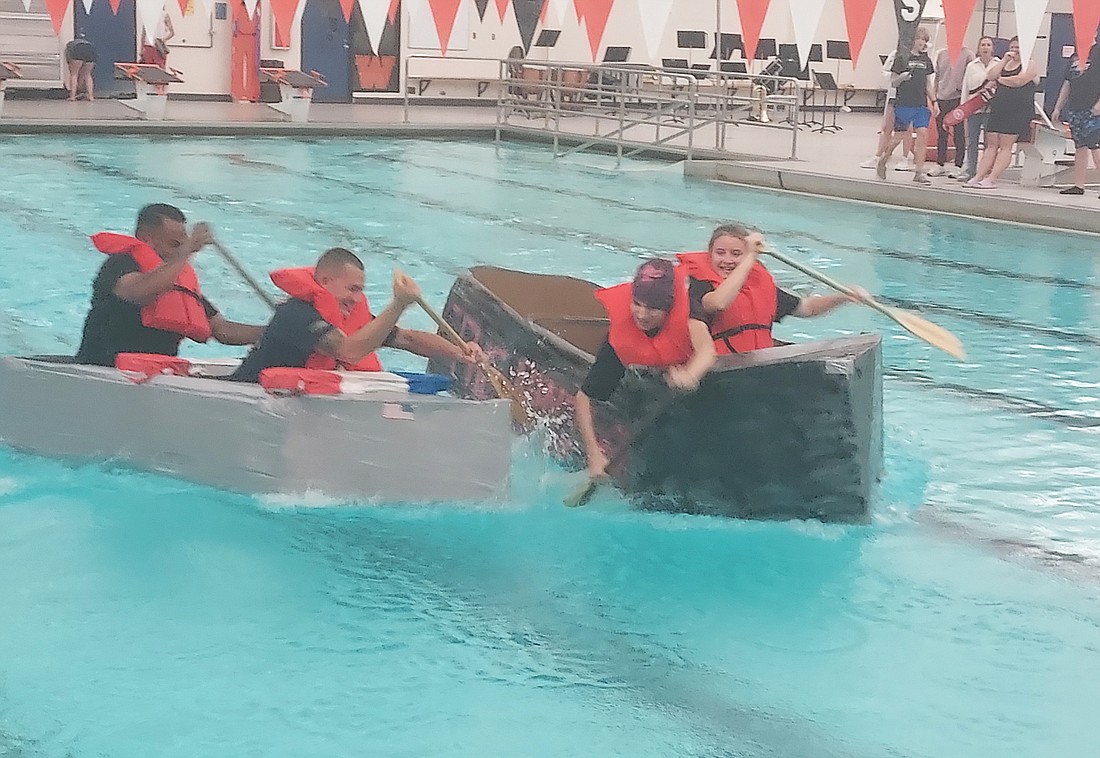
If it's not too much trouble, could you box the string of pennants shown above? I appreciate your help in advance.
[23,0,1100,71]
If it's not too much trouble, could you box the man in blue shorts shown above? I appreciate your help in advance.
[877,27,937,185]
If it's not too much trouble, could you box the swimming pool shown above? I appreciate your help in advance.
[0,136,1098,757]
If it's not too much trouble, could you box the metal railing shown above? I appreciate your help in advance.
[493,60,802,162]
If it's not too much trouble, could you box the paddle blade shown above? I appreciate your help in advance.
[564,478,600,508]
[886,306,967,360]
[480,362,533,430]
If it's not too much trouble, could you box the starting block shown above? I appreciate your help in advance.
[114,63,182,121]
[258,68,327,123]
[0,61,22,119]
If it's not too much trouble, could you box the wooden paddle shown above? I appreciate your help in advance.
[211,238,277,311]
[763,248,967,361]
[564,395,680,508]
[412,294,532,429]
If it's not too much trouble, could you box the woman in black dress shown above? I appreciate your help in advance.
[965,37,1038,189]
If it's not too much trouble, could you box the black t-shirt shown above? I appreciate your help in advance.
[892,52,934,108]
[1068,65,1100,112]
[687,278,801,327]
[229,299,337,382]
[74,255,219,367]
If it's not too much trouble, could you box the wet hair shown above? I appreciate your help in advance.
[707,223,753,251]
[135,203,185,235]
[315,247,364,275]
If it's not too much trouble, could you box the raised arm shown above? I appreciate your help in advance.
[314,271,419,365]
[113,222,210,305]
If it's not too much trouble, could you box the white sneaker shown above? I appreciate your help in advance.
[946,167,961,179]
[859,157,881,169]
[926,165,945,177]
[894,157,916,171]
[957,172,974,182]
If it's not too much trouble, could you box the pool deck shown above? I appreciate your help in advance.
[1,97,1097,236]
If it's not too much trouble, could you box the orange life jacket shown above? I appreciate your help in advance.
[269,267,382,372]
[92,232,212,343]
[676,251,777,354]
[594,266,694,367]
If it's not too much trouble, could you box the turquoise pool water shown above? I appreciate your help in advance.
[1,136,1098,757]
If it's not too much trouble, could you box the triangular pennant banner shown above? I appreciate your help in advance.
[175,0,187,13]
[20,0,31,11]
[82,0,95,14]
[495,0,509,21]
[735,0,772,63]
[940,0,977,63]
[1013,0,1048,66]
[1072,0,1100,62]
[337,0,354,21]
[388,0,399,21]
[841,0,878,66]
[636,0,674,59]
[136,0,166,41]
[580,0,612,60]
[427,0,464,54]
[787,0,826,71]
[270,0,300,48]
[109,0,123,12]
[515,0,541,51]
[573,0,585,22]
[475,0,489,19]
[359,0,390,54]
[43,0,68,33]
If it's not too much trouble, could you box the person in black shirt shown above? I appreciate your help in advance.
[74,204,263,367]
[228,247,483,383]
[576,259,716,480]
[876,27,937,184]
[1052,44,1100,196]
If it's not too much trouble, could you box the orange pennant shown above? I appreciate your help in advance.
[109,0,123,12]
[735,0,772,63]
[1073,0,1100,62]
[841,0,878,66]
[581,0,613,60]
[388,0,399,22]
[44,0,68,33]
[940,0,977,63]
[574,0,585,22]
[495,0,509,21]
[428,0,463,54]
[338,0,354,21]
[540,0,547,23]
[269,0,300,47]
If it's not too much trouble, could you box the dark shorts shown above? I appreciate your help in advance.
[1067,108,1100,150]
[65,41,97,64]
[894,105,931,131]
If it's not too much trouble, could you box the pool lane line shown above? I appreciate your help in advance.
[884,368,1100,429]
[338,149,1100,295]
[29,149,1100,356]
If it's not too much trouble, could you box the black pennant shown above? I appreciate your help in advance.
[475,0,490,21]
[893,0,928,64]
[514,0,542,53]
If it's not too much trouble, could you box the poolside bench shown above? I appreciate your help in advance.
[258,67,326,123]
[0,61,22,118]
[114,63,182,121]
[406,57,501,99]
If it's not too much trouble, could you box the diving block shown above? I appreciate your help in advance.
[259,68,327,123]
[114,63,182,121]
[0,62,22,119]
[1018,119,1075,187]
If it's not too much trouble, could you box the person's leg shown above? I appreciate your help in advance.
[952,117,966,170]
[935,99,950,167]
[81,63,94,101]
[985,134,1018,183]
[877,130,904,179]
[913,125,930,182]
[1064,138,1088,192]
[66,60,81,100]
[968,131,1000,183]
[875,103,895,155]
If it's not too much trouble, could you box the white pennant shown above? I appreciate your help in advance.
[358,0,390,53]
[636,0,675,59]
[136,0,166,42]
[547,0,570,27]
[788,0,826,73]
[81,0,94,13]
[1013,0,1049,67]
[21,0,31,11]
[242,0,259,19]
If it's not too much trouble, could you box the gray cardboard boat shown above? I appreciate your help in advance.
[428,266,884,522]
[0,356,513,502]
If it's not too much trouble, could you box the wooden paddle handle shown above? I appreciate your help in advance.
[212,239,278,311]
[763,248,895,321]
[413,294,466,348]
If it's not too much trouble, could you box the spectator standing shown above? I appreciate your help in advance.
[1052,44,1100,196]
[929,44,974,177]
[958,36,999,183]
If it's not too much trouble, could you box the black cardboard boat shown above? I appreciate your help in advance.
[429,266,883,522]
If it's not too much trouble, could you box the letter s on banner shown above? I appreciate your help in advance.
[900,0,921,20]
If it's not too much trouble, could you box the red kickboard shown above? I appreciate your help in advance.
[944,90,991,127]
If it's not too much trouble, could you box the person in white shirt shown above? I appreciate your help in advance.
[861,50,917,171]
[957,36,999,182]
